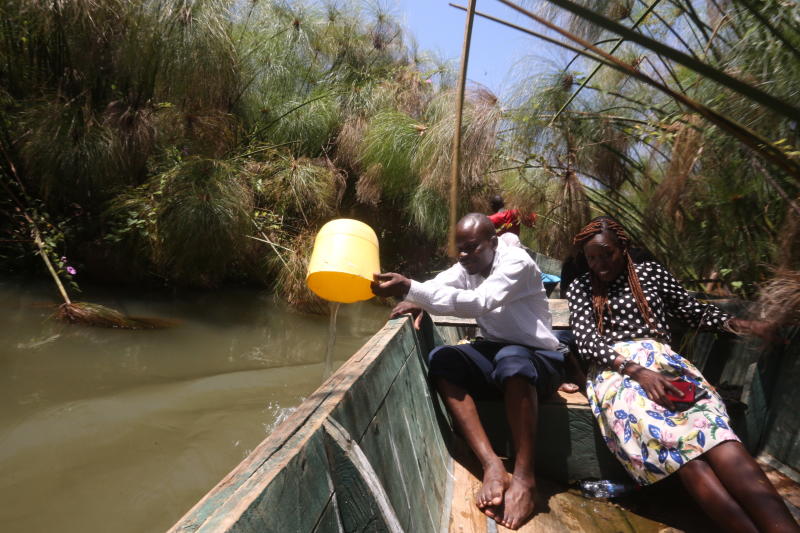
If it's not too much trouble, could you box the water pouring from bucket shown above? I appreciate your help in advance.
[306,219,380,378]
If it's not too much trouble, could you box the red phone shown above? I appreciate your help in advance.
[666,379,709,410]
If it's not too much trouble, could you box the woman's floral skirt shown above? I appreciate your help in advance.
[587,339,740,485]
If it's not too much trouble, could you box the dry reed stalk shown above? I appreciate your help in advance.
[460,86,502,184]
[417,86,501,195]
[334,117,368,171]
[182,111,239,158]
[54,302,176,329]
[754,269,800,326]
[654,115,704,223]
[277,228,328,315]
[356,164,383,206]
[558,167,591,256]
[316,155,347,207]
[533,164,590,260]
[776,202,800,269]
[589,119,630,191]
[390,68,431,117]
[102,101,158,169]
[1,144,173,330]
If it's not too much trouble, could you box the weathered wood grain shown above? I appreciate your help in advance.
[449,460,673,533]
[433,299,570,330]
[310,498,343,533]
[322,418,403,533]
[353,347,452,532]
[448,460,488,533]
[762,327,800,474]
[169,315,459,533]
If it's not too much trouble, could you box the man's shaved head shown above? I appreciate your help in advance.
[457,213,496,241]
[455,214,497,276]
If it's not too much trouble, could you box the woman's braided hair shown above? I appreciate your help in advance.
[573,217,655,335]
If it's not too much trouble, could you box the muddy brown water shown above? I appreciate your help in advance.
[0,280,387,533]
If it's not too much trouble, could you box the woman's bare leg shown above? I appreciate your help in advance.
[704,441,799,533]
[677,455,758,533]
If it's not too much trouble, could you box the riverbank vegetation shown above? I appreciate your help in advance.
[501,0,799,299]
[0,0,500,312]
[1,0,798,314]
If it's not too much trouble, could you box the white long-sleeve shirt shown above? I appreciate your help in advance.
[405,243,560,350]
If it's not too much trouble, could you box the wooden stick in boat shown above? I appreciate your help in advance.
[448,0,477,259]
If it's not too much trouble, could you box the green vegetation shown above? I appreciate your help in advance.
[498,0,799,297]
[0,0,499,312]
[1,0,797,313]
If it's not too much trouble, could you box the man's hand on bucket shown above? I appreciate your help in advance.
[371,272,411,298]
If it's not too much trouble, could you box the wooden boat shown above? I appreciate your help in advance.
[169,300,800,532]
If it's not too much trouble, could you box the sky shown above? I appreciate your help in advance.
[391,0,562,98]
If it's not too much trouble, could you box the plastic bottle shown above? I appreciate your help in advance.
[579,479,634,499]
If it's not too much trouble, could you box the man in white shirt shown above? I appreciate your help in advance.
[371,213,565,531]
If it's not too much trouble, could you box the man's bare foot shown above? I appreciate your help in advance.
[476,460,508,516]
[558,382,580,393]
[498,474,536,530]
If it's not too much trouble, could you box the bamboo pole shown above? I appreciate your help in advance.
[448,0,477,259]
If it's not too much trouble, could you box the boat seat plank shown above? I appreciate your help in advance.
[434,299,570,330]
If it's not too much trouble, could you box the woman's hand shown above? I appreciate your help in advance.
[624,363,684,411]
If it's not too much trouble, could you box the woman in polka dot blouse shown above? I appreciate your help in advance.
[566,217,797,533]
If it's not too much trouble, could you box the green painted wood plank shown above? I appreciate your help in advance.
[169,294,800,533]
[762,327,800,473]
[358,384,420,530]
[310,499,342,533]
[355,358,450,533]
[737,362,768,453]
[322,418,404,533]
[224,430,332,533]
[172,317,453,533]
[538,397,628,482]
[329,320,415,444]
[718,337,768,387]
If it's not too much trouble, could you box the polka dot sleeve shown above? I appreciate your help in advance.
[648,262,732,330]
[566,276,619,366]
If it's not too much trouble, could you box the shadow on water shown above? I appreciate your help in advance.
[0,279,388,533]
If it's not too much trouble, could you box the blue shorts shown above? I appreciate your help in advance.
[428,339,566,400]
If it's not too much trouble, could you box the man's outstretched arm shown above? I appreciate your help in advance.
[406,256,533,318]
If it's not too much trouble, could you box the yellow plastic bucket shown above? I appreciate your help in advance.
[306,219,380,303]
